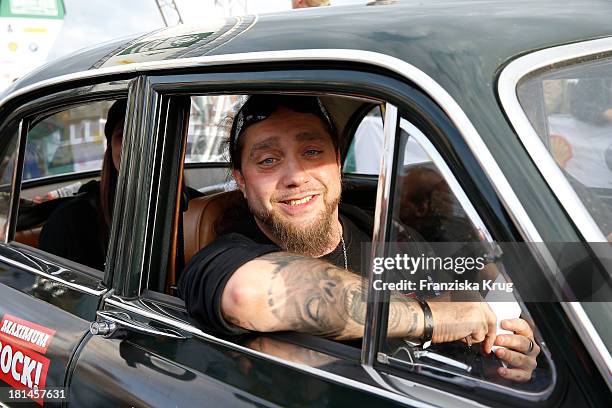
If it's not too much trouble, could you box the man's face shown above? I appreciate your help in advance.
[233,107,341,254]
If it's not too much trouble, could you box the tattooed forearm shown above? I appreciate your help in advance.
[259,252,423,340]
[388,294,421,337]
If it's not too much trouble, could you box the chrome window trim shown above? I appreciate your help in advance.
[0,250,106,296]
[498,37,612,387]
[105,296,434,408]
[21,170,101,186]
[4,120,23,243]
[362,103,398,366]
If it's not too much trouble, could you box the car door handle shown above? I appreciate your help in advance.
[91,310,187,340]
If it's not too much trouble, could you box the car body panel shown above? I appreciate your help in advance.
[69,321,407,407]
[0,253,102,405]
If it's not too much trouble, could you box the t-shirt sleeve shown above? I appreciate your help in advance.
[178,233,279,336]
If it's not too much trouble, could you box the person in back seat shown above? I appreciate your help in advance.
[38,99,126,270]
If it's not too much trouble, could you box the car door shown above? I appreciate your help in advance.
[0,83,129,406]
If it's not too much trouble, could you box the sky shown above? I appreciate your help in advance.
[46,0,366,61]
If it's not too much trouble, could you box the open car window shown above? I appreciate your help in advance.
[184,95,236,194]
[375,116,556,395]
[14,99,126,273]
[23,101,111,184]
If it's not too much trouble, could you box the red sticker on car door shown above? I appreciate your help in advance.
[0,315,56,354]
[0,315,56,405]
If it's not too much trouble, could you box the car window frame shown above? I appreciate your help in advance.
[342,103,385,176]
[0,80,131,291]
[367,114,558,401]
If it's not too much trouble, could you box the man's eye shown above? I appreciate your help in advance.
[305,149,322,157]
[259,157,277,165]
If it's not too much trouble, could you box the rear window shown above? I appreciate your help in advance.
[517,57,612,236]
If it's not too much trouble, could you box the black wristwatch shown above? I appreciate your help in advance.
[417,299,434,349]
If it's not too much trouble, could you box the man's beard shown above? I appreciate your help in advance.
[251,193,340,257]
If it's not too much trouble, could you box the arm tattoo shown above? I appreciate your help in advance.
[260,253,421,340]
[388,294,419,335]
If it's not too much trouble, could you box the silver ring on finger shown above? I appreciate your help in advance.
[465,336,472,348]
[527,339,534,353]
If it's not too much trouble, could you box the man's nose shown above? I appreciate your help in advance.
[281,158,311,188]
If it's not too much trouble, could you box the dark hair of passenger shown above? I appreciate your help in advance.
[227,95,339,170]
[99,148,117,240]
[100,99,126,241]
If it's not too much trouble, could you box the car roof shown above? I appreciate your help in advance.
[6,0,612,97]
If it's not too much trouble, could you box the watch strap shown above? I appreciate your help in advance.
[418,299,434,349]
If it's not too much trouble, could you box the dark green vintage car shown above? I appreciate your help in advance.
[0,0,610,406]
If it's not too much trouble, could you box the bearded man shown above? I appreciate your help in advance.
[178,95,539,381]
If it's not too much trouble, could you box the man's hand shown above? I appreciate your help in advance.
[427,293,497,354]
[493,318,540,382]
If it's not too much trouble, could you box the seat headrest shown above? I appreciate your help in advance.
[183,190,244,265]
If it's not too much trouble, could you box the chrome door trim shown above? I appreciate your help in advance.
[0,248,106,296]
[498,37,612,388]
[104,296,434,408]
[362,103,398,366]
[4,120,24,243]
[561,301,612,386]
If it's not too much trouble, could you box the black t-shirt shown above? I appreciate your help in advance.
[38,183,106,271]
[178,204,371,336]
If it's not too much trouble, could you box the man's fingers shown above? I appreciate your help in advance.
[483,303,497,354]
[495,334,533,354]
[497,366,531,383]
[495,348,537,371]
[500,318,532,338]
[483,333,496,355]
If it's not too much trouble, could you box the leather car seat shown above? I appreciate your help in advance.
[14,226,43,248]
[182,189,243,265]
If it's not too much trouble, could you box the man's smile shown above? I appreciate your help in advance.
[277,194,320,212]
